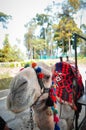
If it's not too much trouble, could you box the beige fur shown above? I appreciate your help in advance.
[7,62,74,130]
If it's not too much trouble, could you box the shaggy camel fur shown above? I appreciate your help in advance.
[7,62,74,130]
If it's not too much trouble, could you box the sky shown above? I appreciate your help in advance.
[0,0,63,52]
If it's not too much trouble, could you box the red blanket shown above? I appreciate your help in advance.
[52,62,84,110]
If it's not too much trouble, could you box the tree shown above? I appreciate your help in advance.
[68,0,80,10]
[80,24,86,34]
[68,0,86,10]
[79,0,86,9]
[24,13,52,59]
[0,34,24,62]
[0,12,11,28]
[24,0,84,58]
[24,20,37,59]
[2,34,12,61]
[35,2,60,56]
[35,13,53,56]
[24,22,47,59]
[53,16,82,55]
[31,38,47,59]
[68,0,86,29]
[52,0,83,56]
[79,42,86,56]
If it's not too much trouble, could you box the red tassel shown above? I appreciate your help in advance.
[51,96,57,102]
[54,114,59,123]
[38,73,44,79]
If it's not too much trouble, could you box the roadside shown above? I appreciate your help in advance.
[0,89,9,99]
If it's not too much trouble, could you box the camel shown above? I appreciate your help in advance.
[7,61,84,130]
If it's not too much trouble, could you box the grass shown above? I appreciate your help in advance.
[0,72,12,90]
[0,77,12,90]
[78,57,86,64]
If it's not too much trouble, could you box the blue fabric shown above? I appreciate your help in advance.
[35,67,41,73]
[55,62,62,72]
[54,123,60,130]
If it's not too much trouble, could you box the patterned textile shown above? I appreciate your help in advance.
[52,62,84,110]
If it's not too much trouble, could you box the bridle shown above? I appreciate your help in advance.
[31,68,50,107]
[29,67,50,130]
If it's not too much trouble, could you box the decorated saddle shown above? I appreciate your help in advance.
[52,61,84,110]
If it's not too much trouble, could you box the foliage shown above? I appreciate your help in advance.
[0,77,12,90]
[79,42,86,56]
[68,0,80,10]
[0,34,24,62]
[80,24,86,34]
[58,0,79,19]
[52,0,83,55]
[24,5,58,58]
[77,56,86,64]
[79,0,86,9]
[35,13,50,26]
[0,12,11,28]
[53,17,82,52]
[24,17,50,59]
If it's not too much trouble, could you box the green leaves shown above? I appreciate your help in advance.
[0,12,12,28]
[68,0,80,10]
[0,35,24,62]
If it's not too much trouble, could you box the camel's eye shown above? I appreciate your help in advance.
[44,75,50,80]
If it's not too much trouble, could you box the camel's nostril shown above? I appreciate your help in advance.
[18,80,27,88]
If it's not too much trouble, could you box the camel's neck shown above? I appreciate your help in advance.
[33,94,54,130]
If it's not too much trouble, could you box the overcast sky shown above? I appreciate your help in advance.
[0,0,63,51]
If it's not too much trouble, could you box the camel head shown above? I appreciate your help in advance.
[7,62,52,113]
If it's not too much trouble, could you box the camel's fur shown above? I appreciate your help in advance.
[7,62,74,130]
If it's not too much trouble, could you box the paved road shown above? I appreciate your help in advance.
[0,89,10,98]
[0,97,39,130]
[0,89,39,130]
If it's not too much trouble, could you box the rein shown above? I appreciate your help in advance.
[29,63,50,130]
[31,70,50,107]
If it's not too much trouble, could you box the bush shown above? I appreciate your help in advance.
[78,56,86,64]
[10,63,15,67]
[0,77,12,90]
[20,61,25,67]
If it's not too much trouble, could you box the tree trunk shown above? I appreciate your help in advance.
[68,37,71,56]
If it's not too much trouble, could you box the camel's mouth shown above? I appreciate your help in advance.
[7,88,36,113]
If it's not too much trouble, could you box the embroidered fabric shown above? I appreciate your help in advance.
[52,62,84,110]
